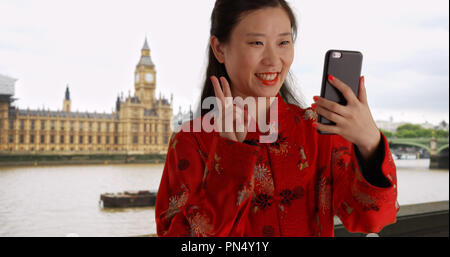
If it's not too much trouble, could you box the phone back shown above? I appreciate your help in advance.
[318,50,363,127]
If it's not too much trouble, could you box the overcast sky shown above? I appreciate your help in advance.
[0,0,448,124]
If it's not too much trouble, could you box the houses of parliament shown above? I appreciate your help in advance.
[0,39,173,155]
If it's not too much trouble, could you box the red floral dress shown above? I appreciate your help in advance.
[155,93,399,237]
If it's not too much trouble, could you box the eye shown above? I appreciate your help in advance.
[280,40,291,46]
[249,41,263,46]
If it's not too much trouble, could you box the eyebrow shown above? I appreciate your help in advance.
[246,32,292,37]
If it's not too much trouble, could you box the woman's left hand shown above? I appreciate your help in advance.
[312,75,381,161]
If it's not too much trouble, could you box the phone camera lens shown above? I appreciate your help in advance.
[332,52,342,59]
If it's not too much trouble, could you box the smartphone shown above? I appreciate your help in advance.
[317,50,363,135]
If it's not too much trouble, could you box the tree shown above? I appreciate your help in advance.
[396,129,419,138]
[397,123,422,132]
[380,129,393,138]
[435,130,449,138]
[394,123,448,138]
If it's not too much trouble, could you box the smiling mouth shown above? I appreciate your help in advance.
[255,72,280,86]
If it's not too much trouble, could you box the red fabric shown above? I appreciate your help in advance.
[155,93,399,237]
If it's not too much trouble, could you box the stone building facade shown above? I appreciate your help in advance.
[0,39,173,155]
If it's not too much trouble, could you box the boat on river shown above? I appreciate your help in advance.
[100,190,157,208]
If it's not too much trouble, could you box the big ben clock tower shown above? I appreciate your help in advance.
[135,38,156,108]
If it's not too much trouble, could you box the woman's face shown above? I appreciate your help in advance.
[212,7,295,98]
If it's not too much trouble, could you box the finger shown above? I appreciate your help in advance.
[313,121,340,135]
[235,105,248,142]
[222,131,238,142]
[315,105,345,125]
[211,76,227,132]
[358,76,368,105]
[223,101,235,133]
[236,126,248,142]
[314,96,349,117]
[210,76,225,106]
[235,106,250,132]
[243,105,250,123]
[234,101,254,122]
[234,105,247,133]
[220,76,232,98]
[219,77,234,111]
[328,75,359,105]
[222,105,238,141]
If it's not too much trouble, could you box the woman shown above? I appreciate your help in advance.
[155,0,399,237]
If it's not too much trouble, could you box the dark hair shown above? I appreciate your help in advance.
[196,0,305,117]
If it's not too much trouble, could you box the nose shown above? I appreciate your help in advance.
[261,44,280,67]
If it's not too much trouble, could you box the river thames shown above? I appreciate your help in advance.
[0,159,448,237]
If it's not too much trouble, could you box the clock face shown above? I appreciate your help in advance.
[135,74,140,83]
[145,73,154,83]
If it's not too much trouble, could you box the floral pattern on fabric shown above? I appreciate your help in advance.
[332,146,352,171]
[314,166,332,215]
[250,157,276,214]
[254,161,275,196]
[165,184,189,221]
[159,184,190,236]
[303,108,318,121]
[268,134,290,156]
[236,180,253,207]
[252,193,273,212]
[297,146,309,171]
[341,201,354,216]
[262,225,275,237]
[186,206,213,237]
[352,188,379,212]
[214,153,223,174]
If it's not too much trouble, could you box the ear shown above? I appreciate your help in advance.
[210,36,226,64]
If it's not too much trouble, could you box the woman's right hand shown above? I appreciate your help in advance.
[210,76,249,143]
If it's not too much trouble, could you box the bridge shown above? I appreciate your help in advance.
[387,137,449,169]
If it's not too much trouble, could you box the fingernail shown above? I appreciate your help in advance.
[362,76,365,84]
[312,122,317,128]
[313,96,319,102]
[311,103,317,110]
[328,75,334,81]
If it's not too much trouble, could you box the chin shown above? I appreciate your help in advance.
[251,80,283,97]
[252,88,280,98]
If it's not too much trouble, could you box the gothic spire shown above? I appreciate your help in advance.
[65,84,70,100]
[137,37,154,68]
[142,37,150,52]
[116,95,121,111]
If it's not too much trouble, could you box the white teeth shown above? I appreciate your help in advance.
[256,73,278,81]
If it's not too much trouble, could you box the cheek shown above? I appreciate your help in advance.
[227,51,259,80]
[281,48,295,67]
[280,50,294,81]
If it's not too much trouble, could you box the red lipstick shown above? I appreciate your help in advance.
[255,72,280,86]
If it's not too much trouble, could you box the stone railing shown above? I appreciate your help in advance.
[334,200,449,237]
[140,201,449,237]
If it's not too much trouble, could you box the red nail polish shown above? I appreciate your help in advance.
[312,122,317,128]
[311,103,317,110]
[328,75,334,81]
[313,96,319,102]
